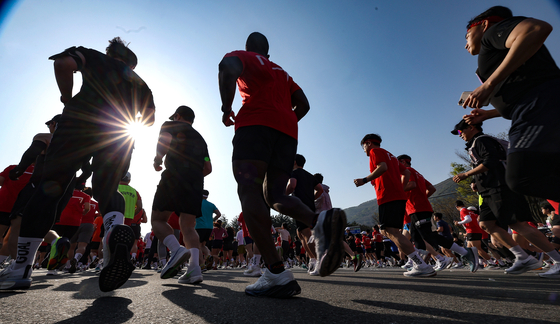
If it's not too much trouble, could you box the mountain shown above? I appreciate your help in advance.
[343,177,459,226]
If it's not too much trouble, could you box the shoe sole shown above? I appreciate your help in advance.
[245,280,301,298]
[403,270,437,277]
[99,225,135,292]
[318,209,347,277]
[178,275,203,284]
[0,278,32,290]
[47,239,70,271]
[505,261,542,275]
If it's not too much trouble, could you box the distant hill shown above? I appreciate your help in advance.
[343,177,459,226]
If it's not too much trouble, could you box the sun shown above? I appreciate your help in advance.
[125,112,148,140]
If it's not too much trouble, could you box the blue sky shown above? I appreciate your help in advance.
[1,1,559,236]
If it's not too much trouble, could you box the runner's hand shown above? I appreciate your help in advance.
[463,108,491,125]
[222,110,235,127]
[462,83,494,109]
[154,156,163,171]
[9,167,23,181]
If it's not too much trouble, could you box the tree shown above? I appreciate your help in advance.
[450,162,479,207]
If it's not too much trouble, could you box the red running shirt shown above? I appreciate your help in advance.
[56,190,91,227]
[0,165,34,212]
[368,148,407,205]
[223,50,302,139]
[81,198,97,224]
[459,208,484,234]
[405,167,434,214]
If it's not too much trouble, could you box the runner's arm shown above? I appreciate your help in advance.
[154,132,172,171]
[292,89,310,121]
[286,178,297,195]
[463,19,552,109]
[218,56,243,126]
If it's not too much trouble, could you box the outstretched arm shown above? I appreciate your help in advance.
[154,132,172,171]
[292,89,310,121]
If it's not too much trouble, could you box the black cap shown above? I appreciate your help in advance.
[451,119,482,135]
[169,105,195,122]
[45,114,62,125]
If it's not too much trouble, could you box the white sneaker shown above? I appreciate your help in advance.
[178,265,203,284]
[538,262,560,278]
[245,268,301,298]
[505,256,541,275]
[244,264,262,277]
[450,262,464,269]
[161,247,190,279]
[307,259,317,274]
[403,263,437,277]
[433,257,453,272]
[401,259,413,270]
[0,263,32,290]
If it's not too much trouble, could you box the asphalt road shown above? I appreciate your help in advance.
[1,265,559,324]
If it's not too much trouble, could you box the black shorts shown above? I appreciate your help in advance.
[196,228,212,243]
[508,78,560,155]
[378,200,406,230]
[551,217,560,227]
[223,240,234,251]
[232,125,297,175]
[296,220,309,232]
[366,248,373,253]
[212,239,223,250]
[52,224,79,240]
[152,169,203,217]
[479,188,534,228]
[130,224,141,240]
[38,244,49,253]
[0,211,10,226]
[466,233,482,241]
[244,236,254,245]
[90,241,101,250]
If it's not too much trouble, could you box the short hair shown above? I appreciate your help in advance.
[434,212,443,219]
[467,6,513,30]
[106,37,137,68]
[397,154,412,164]
[541,201,555,212]
[360,134,382,146]
[281,223,288,229]
[203,189,209,196]
[314,173,324,184]
[246,32,269,56]
[455,200,465,207]
[295,154,306,167]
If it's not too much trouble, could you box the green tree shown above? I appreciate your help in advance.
[450,162,479,207]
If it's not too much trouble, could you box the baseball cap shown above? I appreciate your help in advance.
[121,172,131,182]
[361,231,367,235]
[451,119,482,135]
[169,105,195,122]
[45,114,62,125]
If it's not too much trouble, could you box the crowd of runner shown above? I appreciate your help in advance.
[0,5,560,299]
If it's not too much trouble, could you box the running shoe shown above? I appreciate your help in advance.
[505,256,541,275]
[484,264,500,270]
[244,264,262,277]
[245,268,301,298]
[0,263,32,290]
[98,225,136,292]
[160,246,190,279]
[401,258,413,270]
[462,247,479,273]
[538,263,560,278]
[403,264,437,277]
[69,258,77,274]
[353,255,363,272]
[307,258,316,274]
[433,257,453,272]
[313,208,347,277]
[47,237,70,271]
[450,262,464,269]
[178,265,203,284]
[89,258,99,269]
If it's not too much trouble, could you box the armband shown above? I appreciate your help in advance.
[362,177,368,183]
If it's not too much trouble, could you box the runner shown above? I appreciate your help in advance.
[461,6,560,204]
[397,154,477,272]
[219,32,346,297]
[354,134,434,277]
[196,190,221,270]
[151,105,211,285]
[451,119,560,277]
[0,37,155,291]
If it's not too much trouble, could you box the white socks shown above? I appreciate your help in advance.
[103,211,124,233]
[13,237,43,272]
[509,245,529,260]
[163,234,181,253]
[190,248,199,267]
[450,243,469,256]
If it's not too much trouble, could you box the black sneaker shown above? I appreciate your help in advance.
[89,258,99,269]
[69,259,77,274]
[99,225,135,292]
[354,254,363,272]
